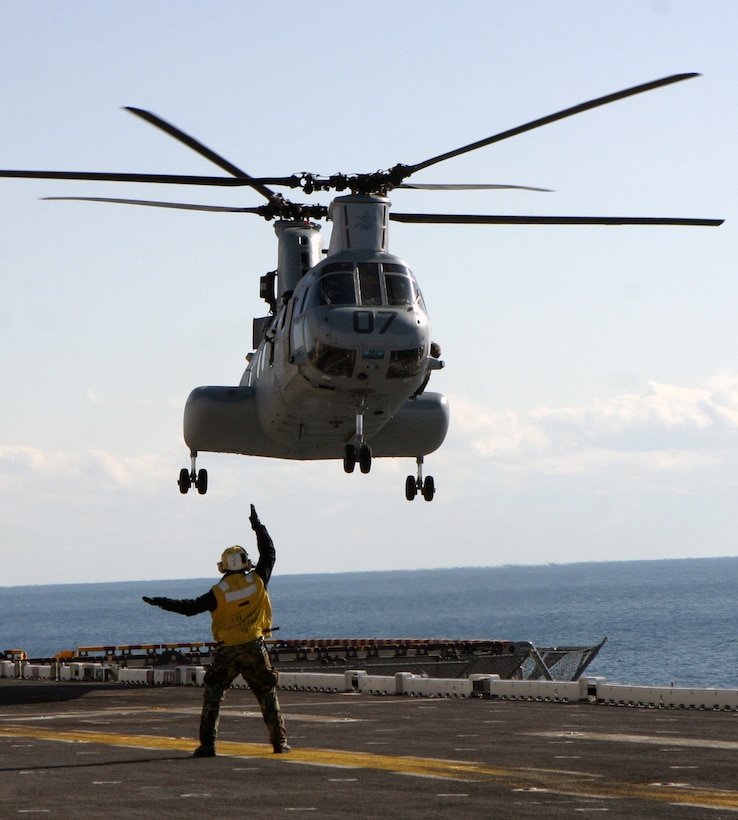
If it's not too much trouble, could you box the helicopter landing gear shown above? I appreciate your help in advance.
[405,456,435,501]
[343,442,372,474]
[343,400,372,474]
[178,451,208,495]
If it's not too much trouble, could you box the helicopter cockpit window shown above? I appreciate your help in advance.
[318,273,356,306]
[382,263,418,306]
[357,263,382,306]
[384,274,415,306]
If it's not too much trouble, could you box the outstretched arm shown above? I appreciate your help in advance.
[250,504,276,586]
[142,591,215,616]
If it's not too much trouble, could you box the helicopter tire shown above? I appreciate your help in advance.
[405,475,417,501]
[359,444,372,474]
[343,444,356,474]
[196,468,208,495]
[178,468,191,494]
[422,475,435,502]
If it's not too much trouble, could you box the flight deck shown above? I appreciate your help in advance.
[2,680,738,818]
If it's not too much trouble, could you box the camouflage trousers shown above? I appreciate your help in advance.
[199,639,286,749]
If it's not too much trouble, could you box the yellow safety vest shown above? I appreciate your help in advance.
[210,571,272,646]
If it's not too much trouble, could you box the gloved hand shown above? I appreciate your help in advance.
[249,503,261,530]
[142,596,166,607]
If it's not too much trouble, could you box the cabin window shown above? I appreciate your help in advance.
[318,273,356,306]
[357,263,382,306]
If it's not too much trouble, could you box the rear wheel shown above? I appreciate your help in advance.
[196,468,208,495]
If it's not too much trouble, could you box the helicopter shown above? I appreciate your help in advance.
[0,73,723,501]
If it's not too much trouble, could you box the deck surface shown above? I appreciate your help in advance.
[2,680,737,817]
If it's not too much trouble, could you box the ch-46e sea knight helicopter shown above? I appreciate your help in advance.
[0,73,723,500]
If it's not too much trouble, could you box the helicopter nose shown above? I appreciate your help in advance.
[300,305,429,384]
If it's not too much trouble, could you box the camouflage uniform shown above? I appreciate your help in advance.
[200,639,286,749]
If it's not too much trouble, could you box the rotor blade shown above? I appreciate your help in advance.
[41,196,262,213]
[399,183,552,192]
[41,195,329,221]
[0,169,291,187]
[407,73,700,175]
[390,213,724,226]
[125,107,276,200]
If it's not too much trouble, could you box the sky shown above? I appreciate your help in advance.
[1,1,737,586]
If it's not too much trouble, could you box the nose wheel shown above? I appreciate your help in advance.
[343,400,372,474]
[405,456,435,501]
[178,452,208,495]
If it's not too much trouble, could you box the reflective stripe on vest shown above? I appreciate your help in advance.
[219,576,257,602]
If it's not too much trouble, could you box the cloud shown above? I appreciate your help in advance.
[536,373,738,444]
[450,405,550,459]
[0,445,169,491]
[449,370,738,476]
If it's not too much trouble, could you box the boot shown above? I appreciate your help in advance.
[196,701,220,757]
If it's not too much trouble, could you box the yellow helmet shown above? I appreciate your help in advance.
[217,545,253,573]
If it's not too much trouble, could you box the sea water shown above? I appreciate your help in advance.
[2,557,738,689]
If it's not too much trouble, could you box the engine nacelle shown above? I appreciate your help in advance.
[274,220,322,298]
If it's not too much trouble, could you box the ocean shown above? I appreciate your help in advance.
[3,556,738,690]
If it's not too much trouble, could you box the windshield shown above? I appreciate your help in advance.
[313,263,421,308]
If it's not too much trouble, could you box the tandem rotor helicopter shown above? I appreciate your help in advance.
[1,73,723,501]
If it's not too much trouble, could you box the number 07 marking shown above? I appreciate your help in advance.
[353,311,397,334]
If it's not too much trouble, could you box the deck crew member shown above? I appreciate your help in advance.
[142,504,289,756]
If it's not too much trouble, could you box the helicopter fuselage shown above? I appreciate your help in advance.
[182,195,449,468]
